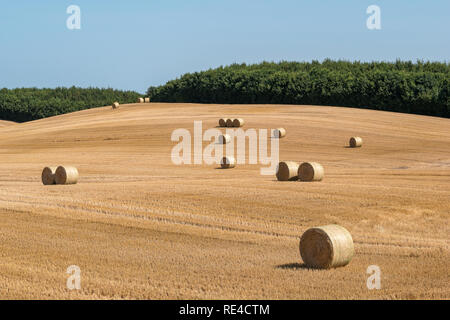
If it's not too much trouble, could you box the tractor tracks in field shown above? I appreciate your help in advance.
[0,193,293,240]
[0,192,447,252]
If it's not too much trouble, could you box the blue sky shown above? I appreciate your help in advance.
[0,1,448,93]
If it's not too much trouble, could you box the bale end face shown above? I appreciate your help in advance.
[298,162,324,182]
[232,118,245,127]
[41,166,57,185]
[112,102,119,109]
[300,224,354,269]
[276,161,299,181]
[274,128,286,138]
[349,137,363,148]
[55,166,79,185]
[144,97,150,103]
[219,118,227,127]
[137,98,144,103]
[220,156,236,169]
[226,119,234,127]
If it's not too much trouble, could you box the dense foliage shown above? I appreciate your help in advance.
[148,60,449,118]
[0,87,141,122]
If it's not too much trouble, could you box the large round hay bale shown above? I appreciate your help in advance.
[219,118,227,127]
[112,102,119,109]
[298,162,324,182]
[41,166,57,185]
[300,224,354,269]
[349,137,363,148]
[55,166,79,185]
[276,161,299,181]
[226,119,234,127]
[274,128,286,138]
[144,97,150,103]
[220,156,236,169]
[219,134,231,144]
[137,97,144,103]
[232,118,245,127]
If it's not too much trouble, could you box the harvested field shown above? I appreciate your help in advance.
[0,103,449,299]
[0,120,16,127]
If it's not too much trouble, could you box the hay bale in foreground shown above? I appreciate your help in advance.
[232,118,245,127]
[274,128,286,138]
[112,102,119,109]
[41,166,57,185]
[219,134,231,144]
[137,97,144,103]
[300,224,354,269]
[349,137,363,148]
[55,166,79,185]
[144,97,150,103]
[298,162,324,182]
[226,119,234,127]
[219,118,227,127]
[276,161,299,181]
[220,156,236,169]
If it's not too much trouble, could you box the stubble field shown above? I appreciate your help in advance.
[0,102,449,299]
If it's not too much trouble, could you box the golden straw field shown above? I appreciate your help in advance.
[0,102,449,299]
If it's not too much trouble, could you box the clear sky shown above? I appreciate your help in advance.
[0,1,448,93]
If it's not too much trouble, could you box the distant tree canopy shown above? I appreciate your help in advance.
[0,87,141,122]
[148,60,449,118]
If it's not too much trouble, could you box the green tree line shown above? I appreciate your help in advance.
[0,87,141,122]
[148,60,449,118]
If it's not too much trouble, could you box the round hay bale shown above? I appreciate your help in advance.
[349,137,363,148]
[219,118,227,127]
[137,97,144,103]
[112,102,119,109]
[144,97,150,103]
[55,166,79,185]
[41,166,57,185]
[276,161,299,181]
[299,224,354,269]
[219,134,231,144]
[298,162,324,182]
[226,119,234,127]
[274,128,286,138]
[220,156,236,169]
[232,118,245,127]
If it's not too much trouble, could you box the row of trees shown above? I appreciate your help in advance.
[0,87,141,122]
[148,60,449,118]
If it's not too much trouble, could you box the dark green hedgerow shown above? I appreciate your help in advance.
[0,87,141,122]
[148,60,449,118]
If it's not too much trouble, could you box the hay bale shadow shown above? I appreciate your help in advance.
[276,263,311,270]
